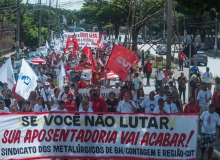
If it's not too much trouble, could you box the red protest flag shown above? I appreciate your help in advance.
[106,45,139,81]
[72,46,76,58]
[65,36,72,52]
[72,33,79,50]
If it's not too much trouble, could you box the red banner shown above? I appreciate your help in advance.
[65,36,72,52]
[106,45,139,81]
[72,33,79,50]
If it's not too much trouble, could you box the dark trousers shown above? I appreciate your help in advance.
[4,99,11,108]
[179,89,186,103]
[146,71,151,83]
[18,100,24,111]
[179,60,184,70]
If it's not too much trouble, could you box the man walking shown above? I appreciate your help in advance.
[178,50,186,71]
[154,67,164,89]
[202,67,213,91]
[200,104,220,160]
[197,82,212,116]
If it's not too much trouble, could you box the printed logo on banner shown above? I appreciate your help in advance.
[21,75,31,85]
[116,56,131,71]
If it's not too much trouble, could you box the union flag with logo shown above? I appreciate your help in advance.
[106,45,139,81]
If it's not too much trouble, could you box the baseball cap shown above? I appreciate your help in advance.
[115,81,120,83]
[169,79,173,83]
[44,82,50,86]
[67,92,73,97]
[80,76,86,79]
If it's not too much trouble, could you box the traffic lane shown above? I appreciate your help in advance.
[197,57,220,77]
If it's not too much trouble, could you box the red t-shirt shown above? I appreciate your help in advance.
[83,61,91,67]
[120,91,133,101]
[183,104,200,113]
[11,85,25,101]
[65,100,77,112]
[144,62,153,73]
[92,72,101,84]
[178,53,186,61]
[92,97,107,112]
[46,60,51,68]
[212,92,220,108]
[78,81,88,88]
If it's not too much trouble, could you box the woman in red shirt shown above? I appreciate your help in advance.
[183,96,199,113]
[144,58,153,86]
[212,85,220,116]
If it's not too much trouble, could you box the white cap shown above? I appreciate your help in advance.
[168,79,173,83]
[44,82,50,85]
[80,76,86,79]
[115,81,120,83]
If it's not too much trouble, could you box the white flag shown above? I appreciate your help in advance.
[0,59,15,89]
[16,59,38,99]
[46,40,49,49]
[59,64,65,89]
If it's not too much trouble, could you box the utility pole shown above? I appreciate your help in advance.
[38,0,42,47]
[214,16,218,58]
[48,0,51,42]
[163,3,166,39]
[16,0,20,59]
[166,0,172,67]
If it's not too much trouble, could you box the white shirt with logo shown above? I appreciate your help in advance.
[200,111,220,134]
[202,72,213,83]
[51,107,67,112]
[79,108,93,112]
[154,95,166,101]
[117,100,136,113]
[0,107,9,113]
[58,92,68,101]
[133,96,146,108]
[197,90,212,107]
[51,95,59,110]
[165,102,178,113]
[34,104,48,112]
[140,98,158,113]
[153,105,170,114]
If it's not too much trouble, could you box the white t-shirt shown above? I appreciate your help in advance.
[154,95,166,101]
[134,96,146,108]
[79,108,93,112]
[0,107,9,113]
[165,102,178,113]
[138,72,144,80]
[153,105,171,113]
[51,107,67,112]
[197,90,212,107]
[51,95,59,110]
[34,104,48,112]
[155,71,165,80]
[79,102,93,111]
[140,98,158,113]
[200,111,220,134]
[37,75,48,87]
[117,100,137,113]
[202,72,213,83]
[58,92,68,101]
[40,88,52,102]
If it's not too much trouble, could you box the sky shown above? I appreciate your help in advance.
[23,0,84,10]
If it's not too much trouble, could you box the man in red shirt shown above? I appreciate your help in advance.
[91,92,107,112]
[46,57,52,68]
[83,59,91,67]
[91,66,101,88]
[144,58,153,86]
[119,84,133,101]
[11,84,25,110]
[183,96,200,113]
[178,50,186,71]
[65,93,77,112]
[78,76,88,88]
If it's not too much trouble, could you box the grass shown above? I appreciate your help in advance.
[152,61,178,69]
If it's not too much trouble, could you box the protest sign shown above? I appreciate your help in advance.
[100,88,120,99]
[78,89,90,98]
[0,112,198,159]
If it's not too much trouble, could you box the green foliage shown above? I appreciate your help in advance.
[153,62,178,69]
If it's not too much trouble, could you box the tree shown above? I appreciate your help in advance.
[111,0,165,50]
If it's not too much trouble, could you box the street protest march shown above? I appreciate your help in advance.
[0,112,198,160]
